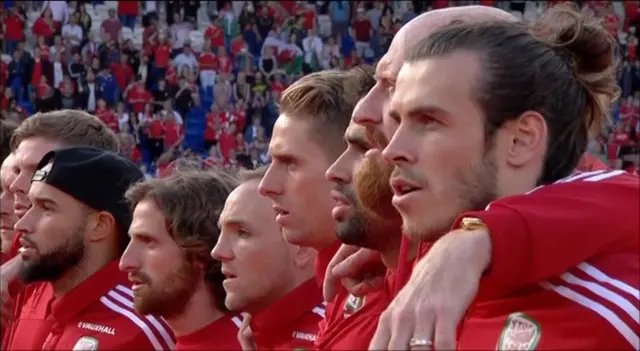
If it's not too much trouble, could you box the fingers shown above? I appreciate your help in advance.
[433,317,457,350]
[368,311,391,350]
[332,247,380,278]
[323,244,360,301]
[343,275,384,297]
[237,313,256,351]
[387,308,416,351]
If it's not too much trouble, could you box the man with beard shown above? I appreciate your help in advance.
[1,111,175,350]
[120,170,242,350]
[317,111,402,349]
[258,67,375,292]
[3,147,175,350]
[374,7,639,350]
[324,6,638,350]
[213,167,321,350]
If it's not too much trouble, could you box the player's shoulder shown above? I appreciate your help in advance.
[93,283,176,350]
[550,169,638,189]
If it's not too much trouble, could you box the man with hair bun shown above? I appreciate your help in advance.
[373,5,638,350]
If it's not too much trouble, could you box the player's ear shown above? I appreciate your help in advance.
[293,246,316,269]
[88,210,117,242]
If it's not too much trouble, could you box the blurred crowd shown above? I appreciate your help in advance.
[1,0,639,176]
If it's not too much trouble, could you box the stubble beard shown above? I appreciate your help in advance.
[133,258,200,319]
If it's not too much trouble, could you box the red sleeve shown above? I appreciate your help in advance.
[452,171,640,298]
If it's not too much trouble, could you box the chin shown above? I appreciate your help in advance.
[224,295,246,313]
[281,228,309,246]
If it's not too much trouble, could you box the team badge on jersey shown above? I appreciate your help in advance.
[73,336,99,351]
[343,294,366,318]
[496,313,541,350]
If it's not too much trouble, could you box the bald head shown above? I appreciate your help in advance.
[393,6,517,55]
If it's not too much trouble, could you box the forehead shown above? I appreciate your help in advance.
[1,156,16,187]
[14,137,64,172]
[393,53,480,113]
[130,199,168,235]
[269,114,324,157]
[221,182,272,222]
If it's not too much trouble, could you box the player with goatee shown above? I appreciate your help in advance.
[317,101,403,349]
[120,170,243,350]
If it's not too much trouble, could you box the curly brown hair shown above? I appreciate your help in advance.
[125,169,239,312]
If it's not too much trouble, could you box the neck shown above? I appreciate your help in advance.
[52,245,119,297]
[167,284,225,337]
[379,242,401,271]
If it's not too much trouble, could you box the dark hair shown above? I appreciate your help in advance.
[407,5,617,184]
[125,170,239,311]
[279,65,376,160]
[11,110,120,152]
[1,119,19,163]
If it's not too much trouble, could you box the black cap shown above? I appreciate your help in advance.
[32,147,144,231]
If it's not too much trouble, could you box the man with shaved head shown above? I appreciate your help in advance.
[324,4,639,350]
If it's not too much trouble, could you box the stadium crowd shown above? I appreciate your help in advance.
[1,1,639,351]
[1,0,639,176]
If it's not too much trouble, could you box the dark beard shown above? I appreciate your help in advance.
[132,257,200,318]
[334,183,368,246]
[20,224,86,284]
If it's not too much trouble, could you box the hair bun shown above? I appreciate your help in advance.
[532,3,615,74]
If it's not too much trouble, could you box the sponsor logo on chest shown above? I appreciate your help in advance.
[77,321,116,336]
[496,313,541,350]
[292,331,317,342]
[343,294,366,318]
[72,336,99,351]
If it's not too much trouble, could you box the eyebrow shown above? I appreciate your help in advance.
[345,132,371,149]
[32,195,58,207]
[219,217,250,230]
[390,103,450,122]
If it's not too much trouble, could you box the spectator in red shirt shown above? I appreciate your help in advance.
[204,17,226,50]
[95,98,119,133]
[199,42,218,89]
[32,8,56,42]
[163,112,184,150]
[118,0,140,29]
[101,8,122,47]
[126,77,153,114]
[4,7,25,55]
[352,7,373,58]
[216,46,233,75]
[218,123,239,163]
[154,34,172,75]
[111,53,134,94]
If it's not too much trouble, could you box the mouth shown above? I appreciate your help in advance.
[390,178,422,196]
[221,269,237,279]
[14,204,29,218]
[272,205,290,223]
[330,190,351,206]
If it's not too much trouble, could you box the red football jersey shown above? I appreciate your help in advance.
[316,271,397,350]
[176,315,242,350]
[251,279,325,350]
[4,261,175,350]
[395,169,639,349]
